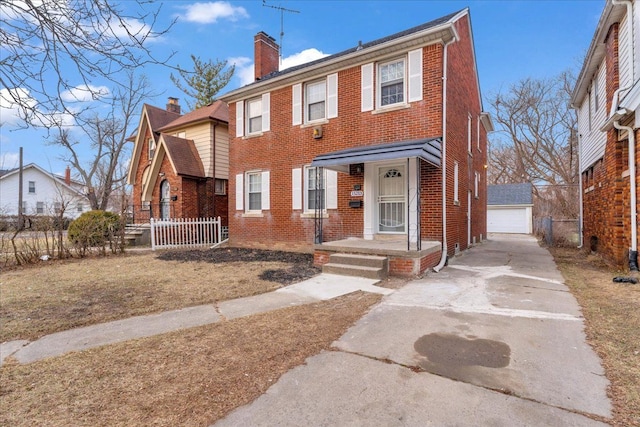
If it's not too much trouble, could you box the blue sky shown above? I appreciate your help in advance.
[0,0,604,177]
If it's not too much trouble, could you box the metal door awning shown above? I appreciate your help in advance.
[311,137,442,172]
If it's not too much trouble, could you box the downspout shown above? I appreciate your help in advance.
[212,122,217,219]
[613,121,638,270]
[610,0,638,270]
[577,132,584,249]
[434,37,456,272]
[610,0,635,118]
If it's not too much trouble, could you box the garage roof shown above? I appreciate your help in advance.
[488,183,533,206]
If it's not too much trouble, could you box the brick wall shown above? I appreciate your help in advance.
[228,14,487,252]
[582,21,640,269]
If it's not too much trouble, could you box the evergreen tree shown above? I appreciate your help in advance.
[170,55,234,110]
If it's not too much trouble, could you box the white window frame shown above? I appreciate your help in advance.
[215,179,226,195]
[246,171,262,212]
[305,80,327,123]
[453,161,459,204]
[54,202,61,214]
[304,166,326,213]
[177,131,186,139]
[377,57,406,108]
[246,97,263,135]
[468,114,473,153]
[77,203,83,213]
[474,171,479,199]
[36,201,44,214]
[28,181,35,194]
[477,117,481,151]
[148,137,155,160]
[22,201,27,213]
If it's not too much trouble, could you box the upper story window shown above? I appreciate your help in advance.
[593,77,599,112]
[177,131,186,138]
[247,97,263,135]
[28,181,35,193]
[362,48,422,113]
[236,94,270,138]
[292,75,337,126]
[378,58,405,107]
[306,80,326,122]
[148,137,155,159]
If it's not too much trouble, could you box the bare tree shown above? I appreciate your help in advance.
[488,71,578,186]
[53,73,153,210]
[0,0,174,128]
[488,70,580,218]
[170,55,234,111]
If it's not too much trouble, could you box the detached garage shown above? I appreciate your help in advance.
[487,183,533,234]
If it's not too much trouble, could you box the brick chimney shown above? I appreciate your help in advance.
[254,32,279,81]
[64,166,71,185]
[166,97,181,114]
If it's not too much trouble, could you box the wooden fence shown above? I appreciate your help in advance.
[150,217,223,250]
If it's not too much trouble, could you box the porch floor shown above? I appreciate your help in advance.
[315,238,441,258]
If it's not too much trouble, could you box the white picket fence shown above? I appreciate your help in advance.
[150,217,223,250]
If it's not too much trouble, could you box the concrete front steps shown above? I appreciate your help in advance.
[322,253,388,280]
[124,223,151,246]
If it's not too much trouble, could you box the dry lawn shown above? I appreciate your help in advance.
[0,248,318,342]
[550,247,640,427]
[0,292,381,426]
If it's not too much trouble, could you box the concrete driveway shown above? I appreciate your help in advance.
[215,234,612,426]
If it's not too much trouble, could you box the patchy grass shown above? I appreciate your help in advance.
[550,247,640,427]
[0,292,381,426]
[0,248,319,342]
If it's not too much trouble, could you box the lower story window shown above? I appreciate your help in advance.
[36,202,44,214]
[305,166,325,211]
[248,172,262,211]
[215,179,227,195]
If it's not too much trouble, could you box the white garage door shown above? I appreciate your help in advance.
[487,207,530,234]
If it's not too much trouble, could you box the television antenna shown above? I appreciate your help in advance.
[262,1,300,66]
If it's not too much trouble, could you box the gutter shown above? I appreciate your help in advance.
[613,121,639,270]
[433,36,457,272]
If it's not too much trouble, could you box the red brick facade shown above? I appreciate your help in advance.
[580,20,640,269]
[223,11,490,273]
[127,102,229,225]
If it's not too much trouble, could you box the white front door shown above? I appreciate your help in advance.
[377,165,406,233]
[160,179,170,219]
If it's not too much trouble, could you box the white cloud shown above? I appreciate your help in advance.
[229,56,254,86]
[177,2,249,24]
[229,48,330,87]
[109,17,152,40]
[281,48,329,70]
[0,87,35,127]
[60,85,110,103]
[0,152,19,170]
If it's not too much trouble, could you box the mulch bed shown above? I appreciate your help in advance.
[156,247,321,285]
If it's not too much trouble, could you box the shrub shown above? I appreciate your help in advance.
[68,210,123,255]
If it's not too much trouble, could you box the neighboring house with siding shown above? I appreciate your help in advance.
[220,9,492,276]
[0,163,89,219]
[571,0,639,270]
[487,183,533,234]
[127,98,229,225]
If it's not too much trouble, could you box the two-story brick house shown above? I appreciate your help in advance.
[220,9,492,276]
[572,0,639,270]
[127,98,229,225]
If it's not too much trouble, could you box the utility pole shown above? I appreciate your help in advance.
[262,1,300,67]
[17,147,23,230]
